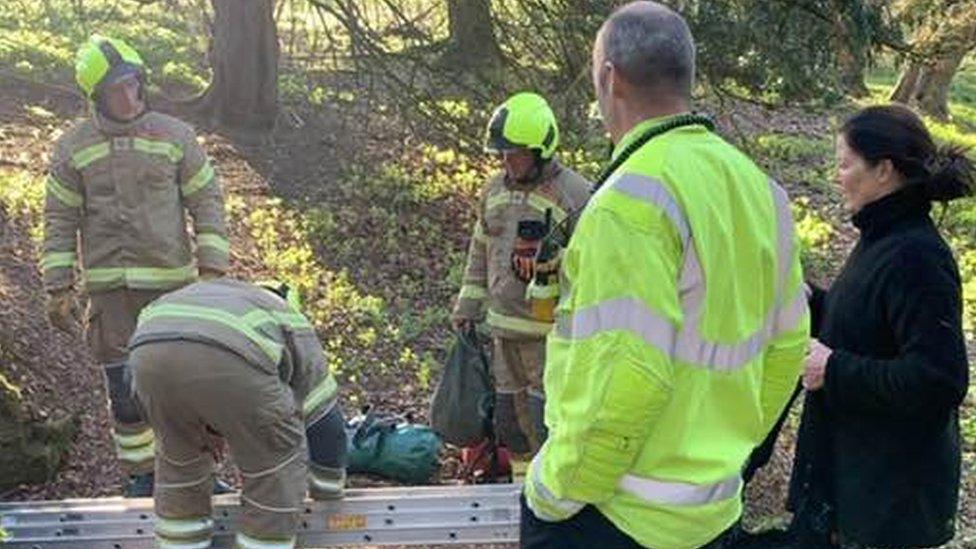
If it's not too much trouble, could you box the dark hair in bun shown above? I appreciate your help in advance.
[841,104,975,202]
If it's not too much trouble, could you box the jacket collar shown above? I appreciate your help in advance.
[93,106,151,136]
[852,185,931,239]
[504,158,562,192]
[612,112,694,161]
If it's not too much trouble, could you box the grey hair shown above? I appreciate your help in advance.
[600,2,696,97]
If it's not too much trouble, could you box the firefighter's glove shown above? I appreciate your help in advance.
[512,251,536,283]
[451,317,475,334]
[46,289,81,333]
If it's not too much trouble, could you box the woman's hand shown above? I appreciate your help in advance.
[803,339,833,391]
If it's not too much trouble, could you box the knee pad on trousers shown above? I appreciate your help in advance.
[307,404,348,469]
[494,392,530,454]
[104,361,145,425]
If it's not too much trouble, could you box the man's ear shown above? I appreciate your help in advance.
[610,62,626,99]
[599,60,616,98]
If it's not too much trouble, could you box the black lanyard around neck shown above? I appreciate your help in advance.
[594,113,715,191]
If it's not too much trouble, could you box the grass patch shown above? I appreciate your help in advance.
[226,163,463,401]
[751,133,834,188]
[228,194,387,373]
[927,118,976,154]
[0,0,209,93]
[792,197,835,273]
[0,169,44,243]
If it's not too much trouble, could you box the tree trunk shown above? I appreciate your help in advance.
[890,45,972,120]
[890,60,922,104]
[195,0,279,133]
[831,0,869,98]
[837,45,869,98]
[445,0,502,67]
[915,49,967,119]
[890,3,976,118]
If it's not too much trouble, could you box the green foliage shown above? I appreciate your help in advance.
[755,134,833,163]
[0,29,74,81]
[689,0,895,103]
[751,133,834,188]
[0,170,45,243]
[793,199,834,250]
[0,171,43,219]
[221,138,490,390]
[0,0,208,93]
[562,134,611,182]
[927,118,976,152]
[228,194,387,327]
[492,0,617,102]
[962,412,976,454]
[387,142,486,202]
[226,193,395,381]
[952,58,976,113]
[159,61,208,94]
[792,197,835,272]
[278,72,311,103]
[0,370,23,402]
[865,63,901,90]
[957,246,976,334]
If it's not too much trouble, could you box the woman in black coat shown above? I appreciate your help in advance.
[789,104,974,548]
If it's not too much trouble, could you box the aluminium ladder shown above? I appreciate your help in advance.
[0,484,521,547]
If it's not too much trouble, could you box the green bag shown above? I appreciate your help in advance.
[346,411,441,485]
[428,328,494,446]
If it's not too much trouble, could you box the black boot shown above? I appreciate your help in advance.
[213,478,234,495]
[124,472,154,498]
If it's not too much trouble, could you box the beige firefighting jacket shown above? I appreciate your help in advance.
[452,160,591,339]
[129,278,338,422]
[42,110,228,293]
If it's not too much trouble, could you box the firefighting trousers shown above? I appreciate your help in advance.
[131,340,308,548]
[87,288,166,476]
[491,337,547,457]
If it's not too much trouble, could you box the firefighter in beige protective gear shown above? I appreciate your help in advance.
[129,278,347,549]
[41,35,229,496]
[451,92,591,471]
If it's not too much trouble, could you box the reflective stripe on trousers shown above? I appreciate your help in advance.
[234,531,297,549]
[487,309,552,336]
[155,516,214,549]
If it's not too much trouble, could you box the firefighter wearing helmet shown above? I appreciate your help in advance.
[451,92,591,478]
[42,35,229,496]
